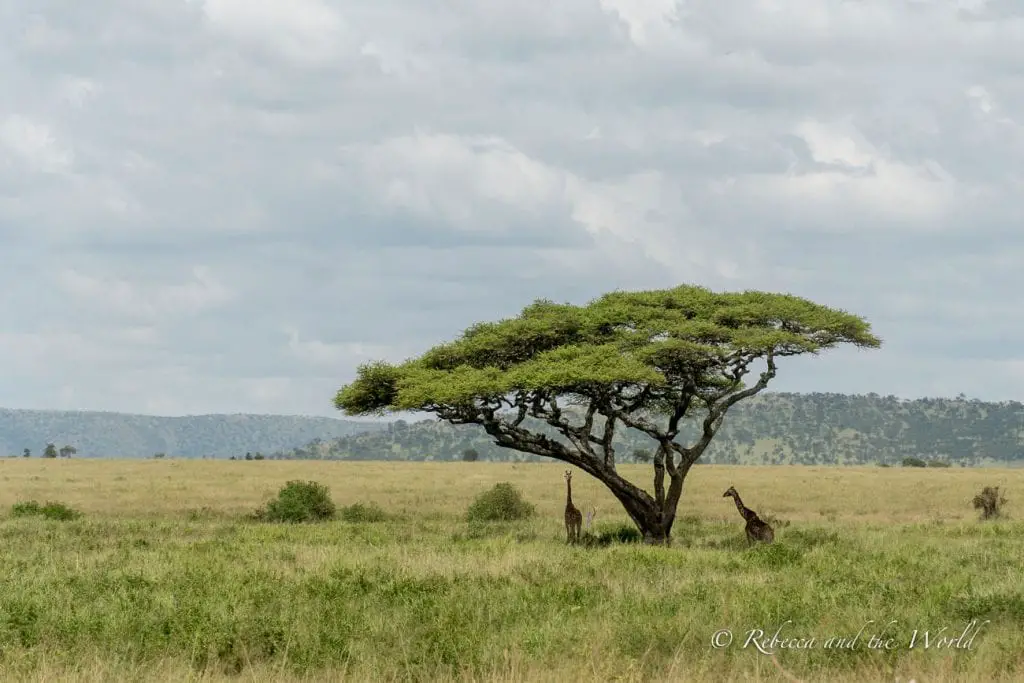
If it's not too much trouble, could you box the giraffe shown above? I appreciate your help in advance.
[723,485,774,545]
[564,470,583,544]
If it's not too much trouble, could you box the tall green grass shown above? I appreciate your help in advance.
[0,514,1021,681]
[0,460,1021,681]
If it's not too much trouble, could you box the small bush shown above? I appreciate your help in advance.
[902,457,927,468]
[11,500,82,521]
[973,486,1007,520]
[466,483,535,522]
[339,502,389,523]
[256,480,336,523]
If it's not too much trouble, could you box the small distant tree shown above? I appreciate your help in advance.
[254,452,265,460]
[256,480,336,523]
[632,448,653,463]
[973,486,1007,520]
[22,448,30,458]
[58,445,77,458]
[466,483,535,522]
[230,455,237,460]
[336,285,880,544]
[43,443,58,459]
[245,452,253,461]
[902,457,927,468]
[461,448,480,462]
[153,452,166,459]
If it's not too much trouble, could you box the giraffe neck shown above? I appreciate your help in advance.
[566,479,574,509]
[731,492,754,520]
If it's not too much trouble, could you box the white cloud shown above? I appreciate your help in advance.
[1,0,1023,416]
[56,76,99,110]
[0,115,73,173]
[285,327,399,368]
[199,0,352,66]
[598,0,681,47]
[57,267,234,321]
[350,132,574,232]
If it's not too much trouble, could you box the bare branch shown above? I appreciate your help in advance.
[653,445,666,509]
[662,440,679,477]
[601,412,617,469]
[583,401,598,439]
[512,391,528,427]
[684,352,777,460]
[527,392,603,457]
[603,406,666,441]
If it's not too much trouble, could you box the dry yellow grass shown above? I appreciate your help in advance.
[0,459,1021,683]
[0,459,1018,524]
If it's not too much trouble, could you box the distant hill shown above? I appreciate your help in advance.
[0,408,387,458]
[282,392,1024,466]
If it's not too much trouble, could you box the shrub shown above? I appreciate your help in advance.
[339,502,389,523]
[902,457,927,468]
[256,480,336,523]
[466,482,534,522]
[11,500,82,521]
[973,486,1007,520]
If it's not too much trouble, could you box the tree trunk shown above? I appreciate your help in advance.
[587,464,686,546]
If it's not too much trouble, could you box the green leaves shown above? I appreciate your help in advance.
[393,365,510,409]
[333,361,401,416]
[508,344,664,390]
[335,285,881,416]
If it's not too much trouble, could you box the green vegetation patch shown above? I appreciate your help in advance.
[10,500,82,521]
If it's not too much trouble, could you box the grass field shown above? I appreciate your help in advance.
[0,459,1022,682]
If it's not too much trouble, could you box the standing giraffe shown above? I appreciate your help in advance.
[564,470,583,544]
[723,486,774,545]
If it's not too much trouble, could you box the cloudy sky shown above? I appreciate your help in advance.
[1,0,1022,418]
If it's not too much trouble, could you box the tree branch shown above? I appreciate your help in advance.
[521,390,624,461]
[603,405,665,441]
[684,352,777,461]
[653,444,666,509]
[601,412,617,469]
[512,390,528,426]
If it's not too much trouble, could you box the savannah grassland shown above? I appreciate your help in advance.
[0,460,1023,683]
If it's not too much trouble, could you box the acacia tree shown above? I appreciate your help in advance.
[335,285,880,544]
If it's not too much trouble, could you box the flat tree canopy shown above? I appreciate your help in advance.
[335,285,880,543]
